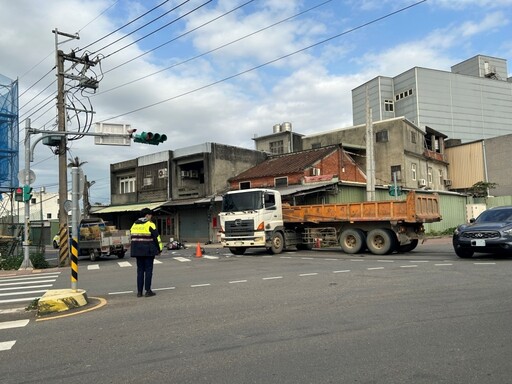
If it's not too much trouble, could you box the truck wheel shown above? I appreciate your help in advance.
[229,247,247,255]
[269,232,284,254]
[117,251,126,259]
[398,239,419,253]
[366,229,396,255]
[340,229,366,254]
[90,251,98,262]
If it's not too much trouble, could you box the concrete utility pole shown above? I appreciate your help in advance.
[365,87,376,201]
[53,29,79,266]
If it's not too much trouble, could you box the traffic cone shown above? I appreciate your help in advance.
[195,242,202,258]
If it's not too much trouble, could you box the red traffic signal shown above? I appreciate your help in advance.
[14,187,24,202]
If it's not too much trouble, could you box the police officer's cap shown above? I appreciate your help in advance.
[141,208,154,216]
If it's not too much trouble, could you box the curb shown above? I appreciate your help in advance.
[37,289,88,316]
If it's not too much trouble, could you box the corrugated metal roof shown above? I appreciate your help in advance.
[230,145,339,181]
[94,201,167,214]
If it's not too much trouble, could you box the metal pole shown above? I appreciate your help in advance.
[70,167,79,291]
[20,119,33,269]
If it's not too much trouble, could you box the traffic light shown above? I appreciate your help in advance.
[23,185,33,202]
[133,131,167,145]
[14,187,23,202]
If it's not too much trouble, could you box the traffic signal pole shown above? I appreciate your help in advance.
[19,119,33,270]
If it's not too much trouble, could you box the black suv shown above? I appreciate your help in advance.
[453,206,512,258]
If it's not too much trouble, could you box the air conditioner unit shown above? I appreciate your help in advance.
[180,170,190,178]
[158,168,168,178]
[418,179,427,187]
[443,179,452,187]
[143,176,153,186]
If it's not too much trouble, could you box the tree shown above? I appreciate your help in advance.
[468,181,498,198]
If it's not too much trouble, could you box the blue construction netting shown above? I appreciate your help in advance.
[0,73,19,194]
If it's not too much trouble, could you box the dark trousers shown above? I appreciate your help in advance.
[136,256,155,293]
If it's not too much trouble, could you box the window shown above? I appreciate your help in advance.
[119,176,135,194]
[274,177,288,187]
[239,181,251,190]
[411,131,416,144]
[395,88,413,101]
[376,130,388,143]
[391,165,401,181]
[427,167,433,184]
[47,213,52,219]
[411,163,417,181]
[384,99,394,112]
[438,169,443,184]
[269,140,284,154]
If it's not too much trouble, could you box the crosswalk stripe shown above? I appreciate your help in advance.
[0,341,16,351]
[0,319,29,330]
[88,265,100,270]
[202,255,219,260]
[0,272,60,282]
[153,259,162,264]
[0,284,53,291]
[0,296,40,304]
[173,257,190,262]
[0,279,56,287]
[118,261,132,267]
[0,290,47,297]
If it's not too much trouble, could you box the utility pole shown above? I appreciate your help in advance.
[53,29,79,266]
[365,86,376,201]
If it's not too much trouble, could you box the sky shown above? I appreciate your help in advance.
[1,0,512,205]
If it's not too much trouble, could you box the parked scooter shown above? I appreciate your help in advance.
[166,239,187,250]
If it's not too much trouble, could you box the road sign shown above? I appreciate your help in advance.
[94,123,132,146]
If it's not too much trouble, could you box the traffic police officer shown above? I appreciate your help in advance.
[130,208,163,297]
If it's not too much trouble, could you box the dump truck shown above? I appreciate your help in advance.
[219,188,442,255]
[78,218,131,261]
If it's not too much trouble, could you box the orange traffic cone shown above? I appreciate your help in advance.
[195,242,203,258]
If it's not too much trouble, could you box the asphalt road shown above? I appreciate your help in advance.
[2,238,512,384]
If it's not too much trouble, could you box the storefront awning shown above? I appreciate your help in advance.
[92,201,167,214]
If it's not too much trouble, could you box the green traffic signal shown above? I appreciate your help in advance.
[133,131,167,145]
[23,185,33,202]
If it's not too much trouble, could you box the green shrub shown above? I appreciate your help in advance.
[0,252,50,270]
[426,227,456,237]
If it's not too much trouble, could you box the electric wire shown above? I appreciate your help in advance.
[100,0,212,59]
[19,67,55,98]
[78,0,171,53]
[99,0,427,122]
[100,0,332,93]
[77,0,120,33]
[88,0,191,55]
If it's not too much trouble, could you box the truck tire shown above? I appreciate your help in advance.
[90,250,98,262]
[268,232,284,254]
[117,251,126,259]
[229,247,247,255]
[340,229,366,254]
[398,239,419,253]
[366,229,397,255]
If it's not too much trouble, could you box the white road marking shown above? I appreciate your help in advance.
[301,257,314,260]
[153,259,163,264]
[333,270,350,273]
[324,258,338,261]
[87,264,100,270]
[0,272,60,283]
[0,296,40,304]
[229,280,248,284]
[400,265,418,268]
[202,255,219,260]
[0,290,48,297]
[262,255,273,258]
[412,260,429,263]
[118,261,132,268]
[435,263,453,266]
[262,276,283,280]
[0,284,52,291]
[350,259,364,262]
[173,257,190,262]
[0,319,29,330]
[280,256,292,259]
[0,341,16,351]
[377,260,394,263]
[153,287,175,291]
[191,284,211,288]
[474,262,496,265]
[0,279,56,287]
[299,273,318,277]
[368,267,384,270]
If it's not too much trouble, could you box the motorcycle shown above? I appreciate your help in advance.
[166,239,187,250]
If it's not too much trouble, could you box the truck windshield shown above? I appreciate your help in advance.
[222,191,263,212]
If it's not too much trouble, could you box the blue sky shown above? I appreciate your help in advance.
[1,0,511,204]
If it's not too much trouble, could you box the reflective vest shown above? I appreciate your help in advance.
[130,220,163,257]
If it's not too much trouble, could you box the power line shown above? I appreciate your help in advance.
[100,0,331,94]
[99,0,427,122]
[101,0,212,60]
[78,0,171,53]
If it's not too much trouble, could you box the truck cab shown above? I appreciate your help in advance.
[219,189,284,255]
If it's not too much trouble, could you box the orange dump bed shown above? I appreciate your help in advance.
[282,192,441,224]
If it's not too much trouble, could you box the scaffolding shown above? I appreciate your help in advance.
[0,73,19,194]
